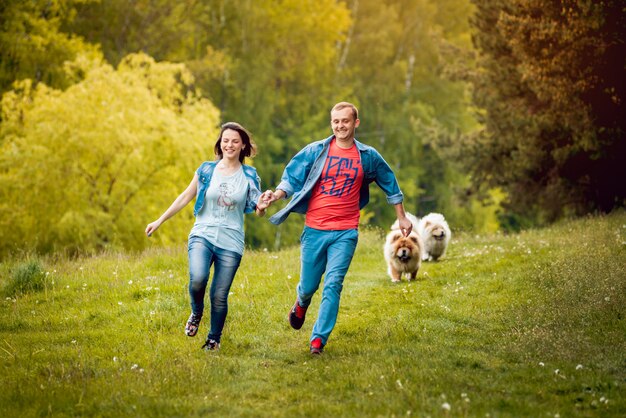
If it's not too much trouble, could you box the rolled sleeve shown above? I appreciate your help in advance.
[386,191,404,205]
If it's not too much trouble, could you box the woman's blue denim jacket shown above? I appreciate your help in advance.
[193,161,263,216]
[269,135,403,225]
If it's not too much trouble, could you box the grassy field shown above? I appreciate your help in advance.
[1,212,625,417]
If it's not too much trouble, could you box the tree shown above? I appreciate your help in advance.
[468,0,626,226]
[334,0,480,228]
[69,0,354,249]
[0,0,100,95]
[0,53,220,257]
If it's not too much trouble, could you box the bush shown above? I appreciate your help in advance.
[4,260,46,296]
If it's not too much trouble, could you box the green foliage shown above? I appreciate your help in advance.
[0,212,624,416]
[0,0,100,94]
[4,259,46,296]
[0,53,220,257]
[64,0,487,249]
[332,0,481,229]
[466,0,626,222]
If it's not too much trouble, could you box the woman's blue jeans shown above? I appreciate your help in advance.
[188,235,242,343]
[298,226,359,346]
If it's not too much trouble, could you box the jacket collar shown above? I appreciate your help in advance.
[322,135,367,151]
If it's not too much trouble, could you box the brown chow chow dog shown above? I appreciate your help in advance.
[384,214,423,282]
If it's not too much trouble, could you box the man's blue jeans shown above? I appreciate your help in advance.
[298,226,359,346]
[188,235,242,343]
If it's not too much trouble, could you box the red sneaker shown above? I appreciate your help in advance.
[310,337,324,355]
[288,301,307,330]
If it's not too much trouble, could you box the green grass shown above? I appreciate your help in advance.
[1,212,625,417]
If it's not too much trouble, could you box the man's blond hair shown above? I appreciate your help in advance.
[331,102,359,120]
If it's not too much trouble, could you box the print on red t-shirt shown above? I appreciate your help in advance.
[306,139,364,230]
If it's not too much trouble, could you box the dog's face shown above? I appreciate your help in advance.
[390,232,420,262]
[424,222,447,241]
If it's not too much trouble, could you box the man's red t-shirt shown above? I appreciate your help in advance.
[305,139,364,230]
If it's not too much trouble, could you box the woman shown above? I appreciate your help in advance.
[145,122,271,351]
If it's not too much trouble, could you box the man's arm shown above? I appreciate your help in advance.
[394,203,413,237]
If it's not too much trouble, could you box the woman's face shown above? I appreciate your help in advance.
[220,129,245,160]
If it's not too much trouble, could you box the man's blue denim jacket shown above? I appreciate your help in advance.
[269,135,403,225]
[193,161,262,216]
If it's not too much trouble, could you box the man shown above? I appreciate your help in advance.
[264,102,412,354]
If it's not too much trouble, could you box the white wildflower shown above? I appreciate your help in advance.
[128,280,133,285]
[118,302,123,306]
[576,364,583,370]
[539,362,545,367]
[396,380,403,389]
[441,402,451,411]
[113,356,118,362]
[131,364,139,370]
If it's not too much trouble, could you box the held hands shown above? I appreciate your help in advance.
[256,189,285,216]
[256,189,278,214]
[258,189,284,207]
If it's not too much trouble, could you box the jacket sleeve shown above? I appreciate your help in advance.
[245,170,263,214]
[275,145,315,198]
[371,149,404,205]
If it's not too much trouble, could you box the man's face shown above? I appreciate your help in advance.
[331,107,360,142]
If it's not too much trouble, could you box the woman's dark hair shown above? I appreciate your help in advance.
[214,122,257,163]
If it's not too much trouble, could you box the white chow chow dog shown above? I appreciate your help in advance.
[417,212,451,261]
[384,213,423,282]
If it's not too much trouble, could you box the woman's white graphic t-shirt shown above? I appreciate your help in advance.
[190,167,248,254]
